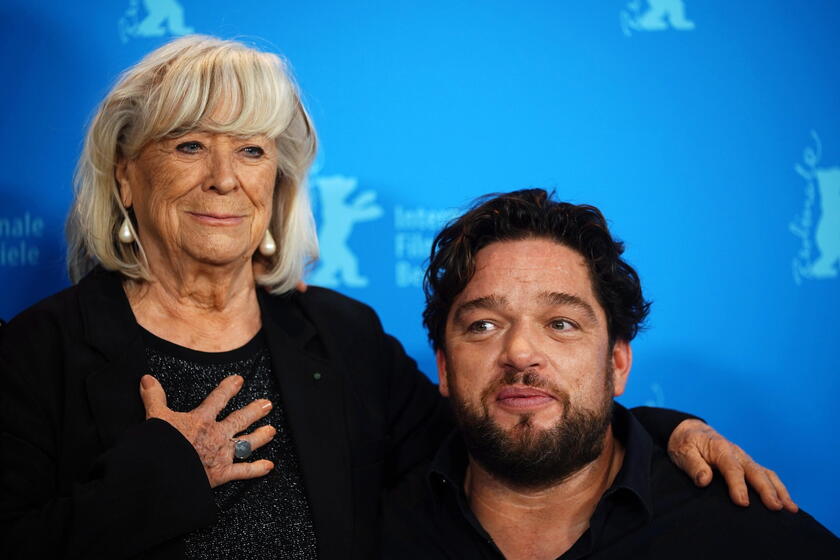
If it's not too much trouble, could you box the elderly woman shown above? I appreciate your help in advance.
[0,36,793,559]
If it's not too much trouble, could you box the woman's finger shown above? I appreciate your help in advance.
[218,459,275,486]
[139,375,168,418]
[197,375,243,417]
[223,399,273,435]
[675,422,798,512]
[234,425,277,453]
[716,451,750,507]
[766,469,798,513]
[743,462,782,510]
[669,446,713,487]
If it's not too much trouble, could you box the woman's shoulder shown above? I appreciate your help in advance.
[259,285,389,354]
[4,283,82,333]
[301,285,377,314]
[1,267,120,350]
[1,283,85,354]
[264,285,380,323]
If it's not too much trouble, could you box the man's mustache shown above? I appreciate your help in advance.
[480,369,571,413]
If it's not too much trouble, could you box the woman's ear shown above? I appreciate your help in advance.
[115,159,133,208]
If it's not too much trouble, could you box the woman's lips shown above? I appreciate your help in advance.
[495,387,556,411]
[187,212,245,226]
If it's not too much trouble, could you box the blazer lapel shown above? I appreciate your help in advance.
[79,269,148,447]
[78,271,355,555]
[259,291,354,558]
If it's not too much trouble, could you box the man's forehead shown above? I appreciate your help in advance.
[449,238,601,311]
[468,239,590,286]
[453,290,599,324]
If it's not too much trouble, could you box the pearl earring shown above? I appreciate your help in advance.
[118,217,135,244]
[259,229,276,256]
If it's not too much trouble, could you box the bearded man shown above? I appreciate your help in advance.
[384,189,838,559]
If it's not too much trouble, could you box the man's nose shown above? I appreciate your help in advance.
[204,151,239,194]
[500,323,545,372]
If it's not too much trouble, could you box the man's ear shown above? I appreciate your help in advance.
[115,158,134,208]
[436,349,450,397]
[610,340,632,397]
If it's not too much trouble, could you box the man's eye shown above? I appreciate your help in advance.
[176,141,203,154]
[467,320,495,333]
[550,319,576,331]
[242,146,265,158]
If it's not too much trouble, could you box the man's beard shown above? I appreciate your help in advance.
[450,366,614,491]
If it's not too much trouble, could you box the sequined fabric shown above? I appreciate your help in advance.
[143,329,319,560]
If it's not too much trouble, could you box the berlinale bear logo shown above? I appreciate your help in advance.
[119,0,194,44]
[790,131,840,283]
[309,174,384,288]
[621,0,695,37]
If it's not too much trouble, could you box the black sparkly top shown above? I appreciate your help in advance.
[142,329,319,560]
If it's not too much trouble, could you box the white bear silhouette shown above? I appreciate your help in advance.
[622,0,695,35]
[119,0,194,43]
[310,175,384,288]
[810,168,840,278]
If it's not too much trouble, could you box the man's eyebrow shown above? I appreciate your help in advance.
[452,295,509,322]
[539,291,598,323]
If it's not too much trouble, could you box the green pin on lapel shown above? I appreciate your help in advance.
[313,372,322,381]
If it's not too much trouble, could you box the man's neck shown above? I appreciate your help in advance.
[465,427,625,560]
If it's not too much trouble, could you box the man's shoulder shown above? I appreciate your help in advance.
[640,445,839,556]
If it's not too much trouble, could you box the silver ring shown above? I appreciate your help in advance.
[232,439,252,460]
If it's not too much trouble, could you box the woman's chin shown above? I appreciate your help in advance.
[174,245,258,270]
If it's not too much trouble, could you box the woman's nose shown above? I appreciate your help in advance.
[204,152,239,194]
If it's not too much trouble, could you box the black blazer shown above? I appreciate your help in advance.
[0,268,451,559]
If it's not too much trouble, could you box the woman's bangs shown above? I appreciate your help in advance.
[147,50,293,141]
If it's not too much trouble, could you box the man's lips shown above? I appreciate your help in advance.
[187,211,246,226]
[495,386,556,411]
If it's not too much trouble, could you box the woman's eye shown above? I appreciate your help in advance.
[242,146,265,158]
[175,141,203,154]
[467,320,495,333]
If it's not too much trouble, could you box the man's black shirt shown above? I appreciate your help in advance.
[383,404,838,559]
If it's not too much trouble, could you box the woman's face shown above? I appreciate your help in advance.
[117,132,278,272]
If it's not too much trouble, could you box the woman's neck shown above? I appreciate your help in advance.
[124,262,263,352]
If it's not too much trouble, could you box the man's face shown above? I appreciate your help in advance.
[437,238,632,488]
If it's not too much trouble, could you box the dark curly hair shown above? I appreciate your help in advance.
[423,189,650,351]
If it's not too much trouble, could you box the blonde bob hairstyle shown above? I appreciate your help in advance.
[67,35,319,294]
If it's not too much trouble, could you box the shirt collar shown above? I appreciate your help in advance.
[602,402,655,519]
[428,429,468,492]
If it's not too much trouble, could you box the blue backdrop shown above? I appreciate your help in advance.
[1,0,838,534]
